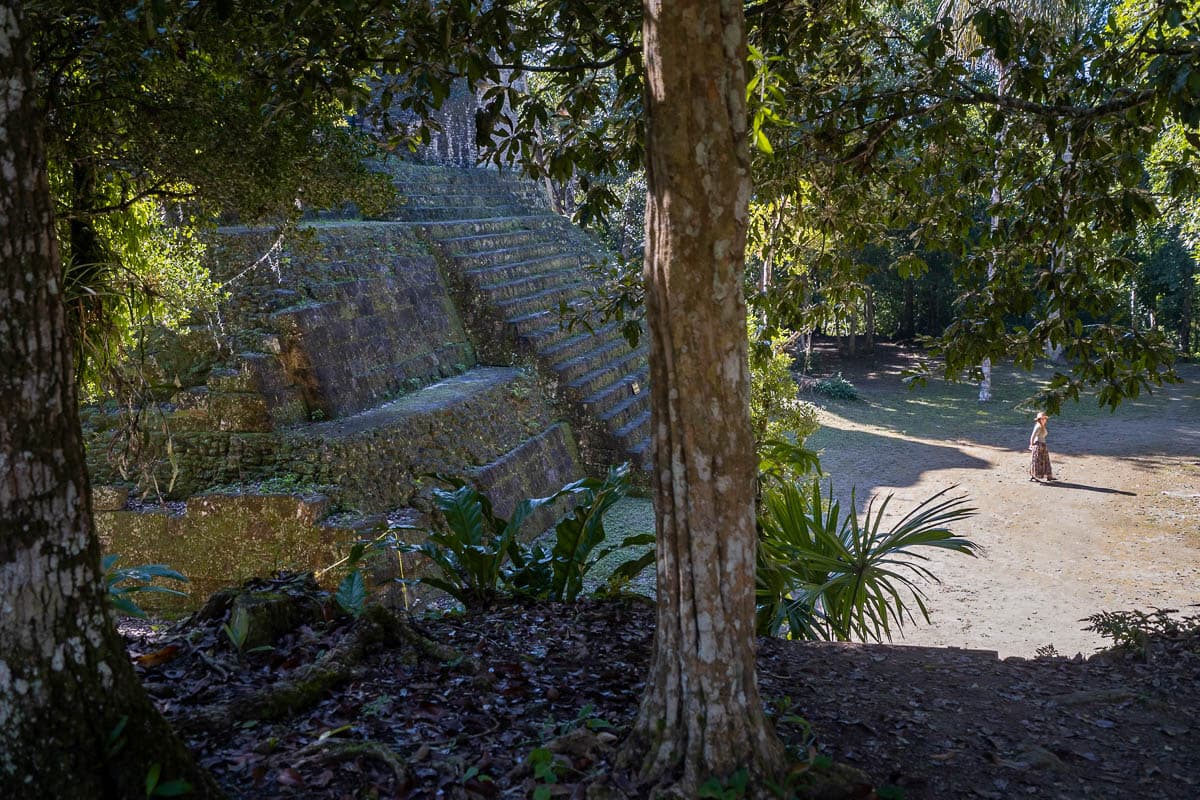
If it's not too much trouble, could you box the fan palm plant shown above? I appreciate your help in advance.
[756,480,979,641]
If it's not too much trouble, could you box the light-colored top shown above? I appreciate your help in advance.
[1030,422,1048,446]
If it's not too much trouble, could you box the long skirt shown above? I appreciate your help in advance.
[1030,442,1053,479]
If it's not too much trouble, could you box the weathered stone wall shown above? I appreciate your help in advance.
[88,206,589,609]
[88,365,565,507]
[282,368,564,513]
[204,224,476,419]
[93,371,584,609]
[421,80,482,167]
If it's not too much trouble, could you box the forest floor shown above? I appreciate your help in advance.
[126,590,1198,800]
[122,343,1200,799]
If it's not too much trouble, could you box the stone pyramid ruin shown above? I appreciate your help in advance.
[86,161,650,605]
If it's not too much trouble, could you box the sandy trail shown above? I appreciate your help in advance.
[810,357,1200,658]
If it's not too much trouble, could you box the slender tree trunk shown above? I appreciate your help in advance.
[0,9,221,797]
[979,59,1012,402]
[622,0,786,793]
[847,305,858,357]
[901,278,915,340]
[1178,251,1192,353]
[864,287,875,352]
[758,201,785,296]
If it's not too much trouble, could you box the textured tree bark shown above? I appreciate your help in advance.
[622,0,787,793]
[0,7,222,797]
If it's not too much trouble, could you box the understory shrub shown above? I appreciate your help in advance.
[400,464,653,608]
[756,480,978,641]
[749,322,822,483]
[811,372,858,401]
[1083,607,1200,656]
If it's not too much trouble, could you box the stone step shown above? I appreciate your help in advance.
[399,191,522,209]
[494,282,589,320]
[582,367,649,419]
[384,164,549,211]
[627,436,653,470]
[384,163,650,474]
[446,241,565,270]
[550,336,631,384]
[439,225,564,254]
[292,367,561,513]
[463,253,582,284]
[479,269,582,302]
[537,321,624,365]
[613,409,650,447]
[598,386,648,431]
[389,203,532,222]
[386,163,530,187]
[567,347,648,399]
[422,214,562,240]
[443,230,560,255]
[513,312,582,350]
[469,422,580,528]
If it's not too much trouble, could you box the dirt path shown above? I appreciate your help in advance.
[808,349,1200,657]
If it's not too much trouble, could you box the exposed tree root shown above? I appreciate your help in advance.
[176,605,464,734]
[603,738,874,800]
[291,738,408,786]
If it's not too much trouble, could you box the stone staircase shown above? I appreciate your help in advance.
[382,163,652,471]
[85,160,651,608]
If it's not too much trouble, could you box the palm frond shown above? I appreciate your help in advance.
[757,478,979,641]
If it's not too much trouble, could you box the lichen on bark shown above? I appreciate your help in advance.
[620,0,788,794]
[0,7,222,796]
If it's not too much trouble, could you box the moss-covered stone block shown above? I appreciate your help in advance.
[208,392,274,432]
[92,485,132,512]
[143,325,223,398]
[97,493,344,610]
[230,591,309,650]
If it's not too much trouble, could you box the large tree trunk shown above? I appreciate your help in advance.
[622,0,786,793]
[0,8,221,798]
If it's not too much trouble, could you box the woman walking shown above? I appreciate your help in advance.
[1029,411,1056,482]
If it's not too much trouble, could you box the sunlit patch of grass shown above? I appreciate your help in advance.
[808,359,1192,446]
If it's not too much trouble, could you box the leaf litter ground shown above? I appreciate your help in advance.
[123,592,1198,799]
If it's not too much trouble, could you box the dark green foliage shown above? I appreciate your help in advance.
[335,566,368,619]
[698,767,749,799]
[143,763,192,798]
[400,482,537,608]
[506,464,654,602]
[30,1,397,389]
[560,255,646,350]
[756,438,822,489]
[811,373,859,401]
[748,0,1198,411]
[102,555,189,618]
[403,465,653,608]
[220,606,252,654]
[756,481,978,642]
[1134,227,1197,354]
[331,539,391,618]
[31,0,1196,413]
